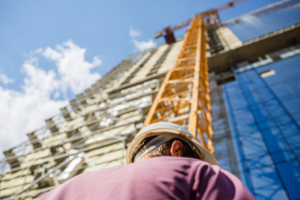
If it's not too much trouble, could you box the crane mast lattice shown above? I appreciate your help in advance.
[144,15,214,153]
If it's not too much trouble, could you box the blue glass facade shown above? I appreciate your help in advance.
[222,55,300,199]
[226,0,300,42]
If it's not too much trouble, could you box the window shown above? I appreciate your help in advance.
[270,84,294,98]
[240,132,268,158]
[260,128,289,153]
[280,49,300,59]
[279,124,300,148]
[258,120,276,130]
[236,124,259,136]
[282,98,300,114]
[276,161,300,200]
[285,68,300,79]
[226,85,243,96]
[265,102,287,118]
[256,65,273,73]
[260,69,275,78]
[272,150,294,163]
[257,89,275,102]
[292,112,300,122]
[252,82,267,90]
[245,93,262,105]
[293,147,300,158]
[251,105,271,122]
[236,74,250,83]
[232,107,251,117]
[235,113,255,127]
[285,80,300,93]
[230,99,248,110]
[240,83,255,94]
[246,154,273,168]
[292,112,300,127]
[273,116,293,126]
[249,167,289,200]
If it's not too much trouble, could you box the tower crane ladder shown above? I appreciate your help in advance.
[144,15,214,153]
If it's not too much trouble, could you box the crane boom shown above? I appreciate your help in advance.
[144,14,214,152]
[154,0,246,43]
[217,0,245,12]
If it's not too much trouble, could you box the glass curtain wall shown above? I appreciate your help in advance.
[226,0,300,42]
[222,55,300,200]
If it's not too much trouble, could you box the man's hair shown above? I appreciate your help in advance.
[131,136,202,162]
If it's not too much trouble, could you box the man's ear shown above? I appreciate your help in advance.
[170,140,183,157]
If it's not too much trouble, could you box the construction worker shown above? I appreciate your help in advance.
[40,122,254,200]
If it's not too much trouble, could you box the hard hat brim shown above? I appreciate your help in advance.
[126,127,219,165]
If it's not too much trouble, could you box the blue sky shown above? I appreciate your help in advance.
[0,0,278,92]
[0,0,279,153]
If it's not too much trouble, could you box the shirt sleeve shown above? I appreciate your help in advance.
[192,163,255,200]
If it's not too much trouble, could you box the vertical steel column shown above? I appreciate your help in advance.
[143,15,214,153]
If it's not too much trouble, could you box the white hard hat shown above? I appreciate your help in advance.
[126,122,218,165]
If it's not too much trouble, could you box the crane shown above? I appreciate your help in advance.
[143,0,246,153]
[154,0,246,44]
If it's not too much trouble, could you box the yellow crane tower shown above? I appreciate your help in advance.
[144,0,245,154]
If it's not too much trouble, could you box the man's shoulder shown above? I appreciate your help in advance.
[142,156,211,167]
[131,156,215,175]
[73,157,210,179]
[64,157,215,188]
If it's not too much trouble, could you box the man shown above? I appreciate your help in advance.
[40,122,254,200]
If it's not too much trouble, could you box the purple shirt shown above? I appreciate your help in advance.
[40,157,254,200]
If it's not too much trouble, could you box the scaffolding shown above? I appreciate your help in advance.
[0,51,166,199]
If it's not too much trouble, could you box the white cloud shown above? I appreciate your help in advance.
[0,62,67,155]
[41,40,101,94]
[132,39,156,51]
[129,28,156,51]
[53,91,60,99]
[0,74,14,84]
[0,40,102,156]
[43,47,62,60]
[129,28,141,38]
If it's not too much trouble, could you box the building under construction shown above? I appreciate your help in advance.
[1,0,300,199]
